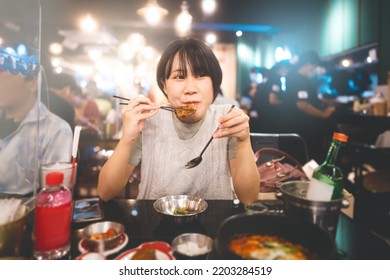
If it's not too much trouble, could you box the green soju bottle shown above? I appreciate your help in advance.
[306,132,348,201]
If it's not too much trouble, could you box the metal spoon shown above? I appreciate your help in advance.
[185,105,235,169]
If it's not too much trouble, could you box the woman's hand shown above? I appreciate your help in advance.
[121,96,159,144]
[213,107,250,142]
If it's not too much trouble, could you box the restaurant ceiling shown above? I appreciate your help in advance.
[38,0,319,50]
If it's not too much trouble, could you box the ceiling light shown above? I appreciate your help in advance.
[49,42,63,55]
[202,0,217,15]
[205,33,217,45]
[50,57,62,68]
[341,59,352,67]
[137,0,168,26]
[88,49,103,61]
[175,1,193,37]
[80,14,98,32]
[236,30,243,37]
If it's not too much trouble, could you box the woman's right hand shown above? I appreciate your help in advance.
[121,96,159,144]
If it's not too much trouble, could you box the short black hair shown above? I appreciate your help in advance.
[297,51,323,67]
[49,73,83,97]
[156,38,222,101]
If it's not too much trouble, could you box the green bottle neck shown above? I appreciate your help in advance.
[323,140,343,166]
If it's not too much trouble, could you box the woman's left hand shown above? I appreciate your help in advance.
[213,107,250,142]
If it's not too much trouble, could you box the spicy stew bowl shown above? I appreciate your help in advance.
[214,213,338,260]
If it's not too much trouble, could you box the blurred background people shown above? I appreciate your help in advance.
[256,60,291,133]
[280,51,336,161]
[0,58,72,195]
[49,77,102,137]
[240,66,264,115]
[42,72,76,128]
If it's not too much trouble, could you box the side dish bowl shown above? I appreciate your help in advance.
[82,221,124,251]
[153,195,208,223]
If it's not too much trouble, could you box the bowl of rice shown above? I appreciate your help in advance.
[171,233,213,259]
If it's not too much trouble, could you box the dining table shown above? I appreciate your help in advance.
[18,198,390,260]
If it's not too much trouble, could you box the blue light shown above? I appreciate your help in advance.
[131,209,138,217]
[280,76,286,92]
[193,23,277,34]
[16,44,28,56]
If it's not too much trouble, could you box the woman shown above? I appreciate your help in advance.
[98,38,259,205]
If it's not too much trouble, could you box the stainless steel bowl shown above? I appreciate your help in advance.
[82,221,124,251]
[153,195,208,223]
[0,204,29,257]
[172,233,213,259]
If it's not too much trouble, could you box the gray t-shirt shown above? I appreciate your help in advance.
[128,112,237,166]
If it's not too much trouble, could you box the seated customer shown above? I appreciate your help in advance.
[0,51,72,195]
[42,72,77,129]
[98,38,259,204]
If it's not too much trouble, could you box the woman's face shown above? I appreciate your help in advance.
[163,53,214,123]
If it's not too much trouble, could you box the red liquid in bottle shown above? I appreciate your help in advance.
[34,183,72,258]
[34,198,72,251]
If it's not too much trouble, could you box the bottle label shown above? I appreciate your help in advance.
[306,178,334,201]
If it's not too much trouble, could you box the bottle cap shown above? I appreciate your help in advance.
[333,132,348,143]
[45,172,64,186]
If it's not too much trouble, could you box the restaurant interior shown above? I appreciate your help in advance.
[1,0,390,260]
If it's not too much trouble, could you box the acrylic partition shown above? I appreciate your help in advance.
[0,0,41,203]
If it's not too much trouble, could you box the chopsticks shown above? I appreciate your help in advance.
[113,95,194,112]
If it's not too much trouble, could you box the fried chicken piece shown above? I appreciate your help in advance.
[131,247,157,260]
[175,104,197,118]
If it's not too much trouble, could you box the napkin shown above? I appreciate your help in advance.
[0,198,22,225]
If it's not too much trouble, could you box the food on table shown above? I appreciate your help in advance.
[229,234,315,260]
[176,241,209,256]
[174,206,190,215]
[175,104,197,118]
[131,247,157,260]
[89,228,117,240]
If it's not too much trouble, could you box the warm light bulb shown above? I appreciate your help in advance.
[175,2,193,37]
[205,33,217,45]
[80,14,98,32]
[88,49,103,61]
[202,0,216,15]
[49,42,63,55]
[341,59,351,67]
[145,6,162,25]
[137,1,168,26]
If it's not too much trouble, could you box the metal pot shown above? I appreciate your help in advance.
[214,213,337,259]
[0,204,29,258]
[276,181,349,239]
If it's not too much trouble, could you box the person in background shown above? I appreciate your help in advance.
[251,60,291,133]
[0,49,72,195]
[51,77,102,136]
[281,51,336,161]
[240,67,263,115]
[246,67,272,133]
[98,38,259,204]
[42,72,76,128]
